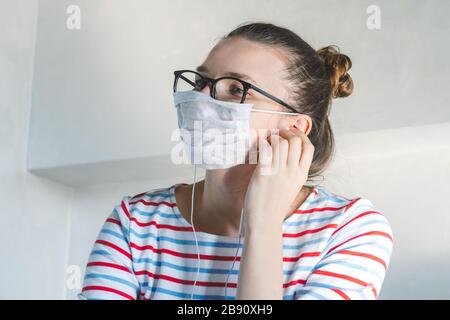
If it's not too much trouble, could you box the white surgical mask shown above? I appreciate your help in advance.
[173,90,298,170]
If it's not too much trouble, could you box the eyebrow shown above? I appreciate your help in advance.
[195,65,258,85]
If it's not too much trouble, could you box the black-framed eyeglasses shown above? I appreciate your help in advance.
[173,69,299,114]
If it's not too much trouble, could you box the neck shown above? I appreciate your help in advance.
[194,164,254,236]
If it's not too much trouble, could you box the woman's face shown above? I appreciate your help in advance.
[196,37,311,135]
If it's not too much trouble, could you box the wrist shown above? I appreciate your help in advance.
[244,219,283,237]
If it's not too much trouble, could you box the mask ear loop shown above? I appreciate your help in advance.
[190,165,200,300]
[251,108,300,115]
[224,206,245,300]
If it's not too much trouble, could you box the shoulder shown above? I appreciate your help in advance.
[111,185,180,228]
[125,185,177,213]
[129,185,175,204]
[315,186,394,254]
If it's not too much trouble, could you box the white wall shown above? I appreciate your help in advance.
[324,122,450,299]
[0,0,73,299]
[27,0,450,171]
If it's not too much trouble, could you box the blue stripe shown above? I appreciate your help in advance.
[110,208,131,241]
[101,229,128,243]
[313,259,383,283]
[333,241,392,256]
[148,286,223,300]
[133,256,312,277]
[306,281,366,293]
[91,250,111,256]
[129,229,243,248]
[295,289,328,300]
[131,207,180,219]
[283,265,315,275]
[85,273,140,291]
[284,213,342,226]
[133,258,240,275]
[283,237,327,250]
[141,285,294,300]
[307,195,347,206]
[128,229,328,251]
[133,192,172,200]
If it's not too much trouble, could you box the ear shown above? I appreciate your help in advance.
[291,115,312,135]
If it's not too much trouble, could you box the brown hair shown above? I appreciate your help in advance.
[220,22,354,185]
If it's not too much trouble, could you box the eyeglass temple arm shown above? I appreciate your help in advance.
[248,84,299,114]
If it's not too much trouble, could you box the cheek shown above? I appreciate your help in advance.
[249,112,282,130]
[248,113,284,149]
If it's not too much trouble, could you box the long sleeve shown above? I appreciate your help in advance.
[78,196,140,300]
[296,198,394,300]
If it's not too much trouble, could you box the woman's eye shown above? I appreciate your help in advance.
[229,86,244,95]
[194,80,205,89]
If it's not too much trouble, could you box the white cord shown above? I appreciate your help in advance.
[189,165,245,300]
[224,207,245,300]
[190,165,200,300]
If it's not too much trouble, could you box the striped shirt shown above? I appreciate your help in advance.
[78,183,393,300]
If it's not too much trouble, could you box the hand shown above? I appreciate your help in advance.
[243,127,315,230]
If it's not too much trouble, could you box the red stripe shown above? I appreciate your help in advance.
[129,199,176,207]
[96,240,132,260]
[342,198,362,213]
[82,285,135,300]
[326,230,393,255]
[130,218,193,230]
[130,242,240,261]
[87,261,131,273]
[331,210,383,236]
[134,270,237,288]
[139,291,151,300]
[283,279,307,288]
[294,198,361,215]
[284,251,321,262]
[312,269,377,298]
[134,269,306,289]
[283,224,338,238]
[332,288,351,300]
[294,206,343,214]
[131,192,148,199]
[131,241,320,262]
[121,201,131,219]
[130,218,336,237]
[337,250,387,270]
[106,218,121,226]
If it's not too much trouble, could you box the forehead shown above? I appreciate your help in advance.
[199,37,290,96]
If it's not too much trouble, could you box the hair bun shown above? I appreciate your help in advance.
[317,45,353,99]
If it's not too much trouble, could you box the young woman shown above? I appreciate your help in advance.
[79,22,393,300]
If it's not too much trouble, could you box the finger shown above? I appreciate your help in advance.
[279,128,302,166]
[269,130,285,172]
[295,129,315,171]
[258,131,272,169]
[278,132,289,172]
